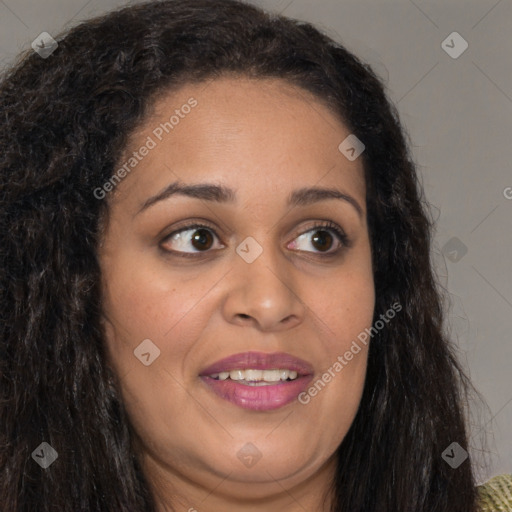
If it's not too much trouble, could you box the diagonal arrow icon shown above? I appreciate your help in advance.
[338,134,365,161]
[134,339,160,366]
[236,237,263,263]
[441,32,468,59]
[237,442,262,468]
[31,442,58,468]
[442,441,468,468]
[32,32,59,59]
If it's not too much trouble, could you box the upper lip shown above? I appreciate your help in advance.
[199,351,314,376]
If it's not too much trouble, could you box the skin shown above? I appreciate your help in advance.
[98,76,375,512]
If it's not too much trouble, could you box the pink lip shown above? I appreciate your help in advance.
[199,351,314,411]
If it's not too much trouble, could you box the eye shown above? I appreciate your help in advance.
[160,220,350,258]
[160,223,224,257]
[288,221,349,256]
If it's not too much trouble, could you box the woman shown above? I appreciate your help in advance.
[0,0,510,510]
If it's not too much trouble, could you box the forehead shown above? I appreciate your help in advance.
[110,76,366,212]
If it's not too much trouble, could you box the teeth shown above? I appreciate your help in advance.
[262,370,281,382]
[209,369,300,382]
[230,370,245,381]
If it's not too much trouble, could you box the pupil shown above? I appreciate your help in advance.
[191,229,213,250]
[312,230,332,251]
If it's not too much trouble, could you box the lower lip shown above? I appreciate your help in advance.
[200,376,313,411]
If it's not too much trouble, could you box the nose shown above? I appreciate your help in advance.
[221,240,306,332]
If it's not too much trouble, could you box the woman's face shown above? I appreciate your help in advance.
[99,76,375,507]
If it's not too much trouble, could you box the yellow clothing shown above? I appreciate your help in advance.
[478,474,512,511]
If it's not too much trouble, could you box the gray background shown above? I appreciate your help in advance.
[1,0,510,483]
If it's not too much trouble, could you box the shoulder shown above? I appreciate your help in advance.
[477,474,512,511]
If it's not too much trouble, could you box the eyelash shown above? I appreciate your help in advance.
[160,220,350,260]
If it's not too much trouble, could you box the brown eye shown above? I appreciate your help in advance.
[290,222,348,255]
[190,228,214,251]
[310,230,335,252]
[161,224,223,255]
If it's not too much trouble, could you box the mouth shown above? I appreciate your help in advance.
[199,351,314,411]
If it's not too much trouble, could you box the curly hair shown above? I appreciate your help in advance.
[0,0,481,510]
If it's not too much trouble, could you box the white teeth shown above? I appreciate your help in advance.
[262,370,281,382]
[209,369,300,382]
[245,369,263,381]
[230,370,245,381]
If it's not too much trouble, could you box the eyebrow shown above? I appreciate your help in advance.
[136,181,364,218]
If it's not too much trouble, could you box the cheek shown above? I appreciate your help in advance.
[312,257,375,353]
[302,249,374,413]
[99,250,205,379]
[100,263,207,434]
